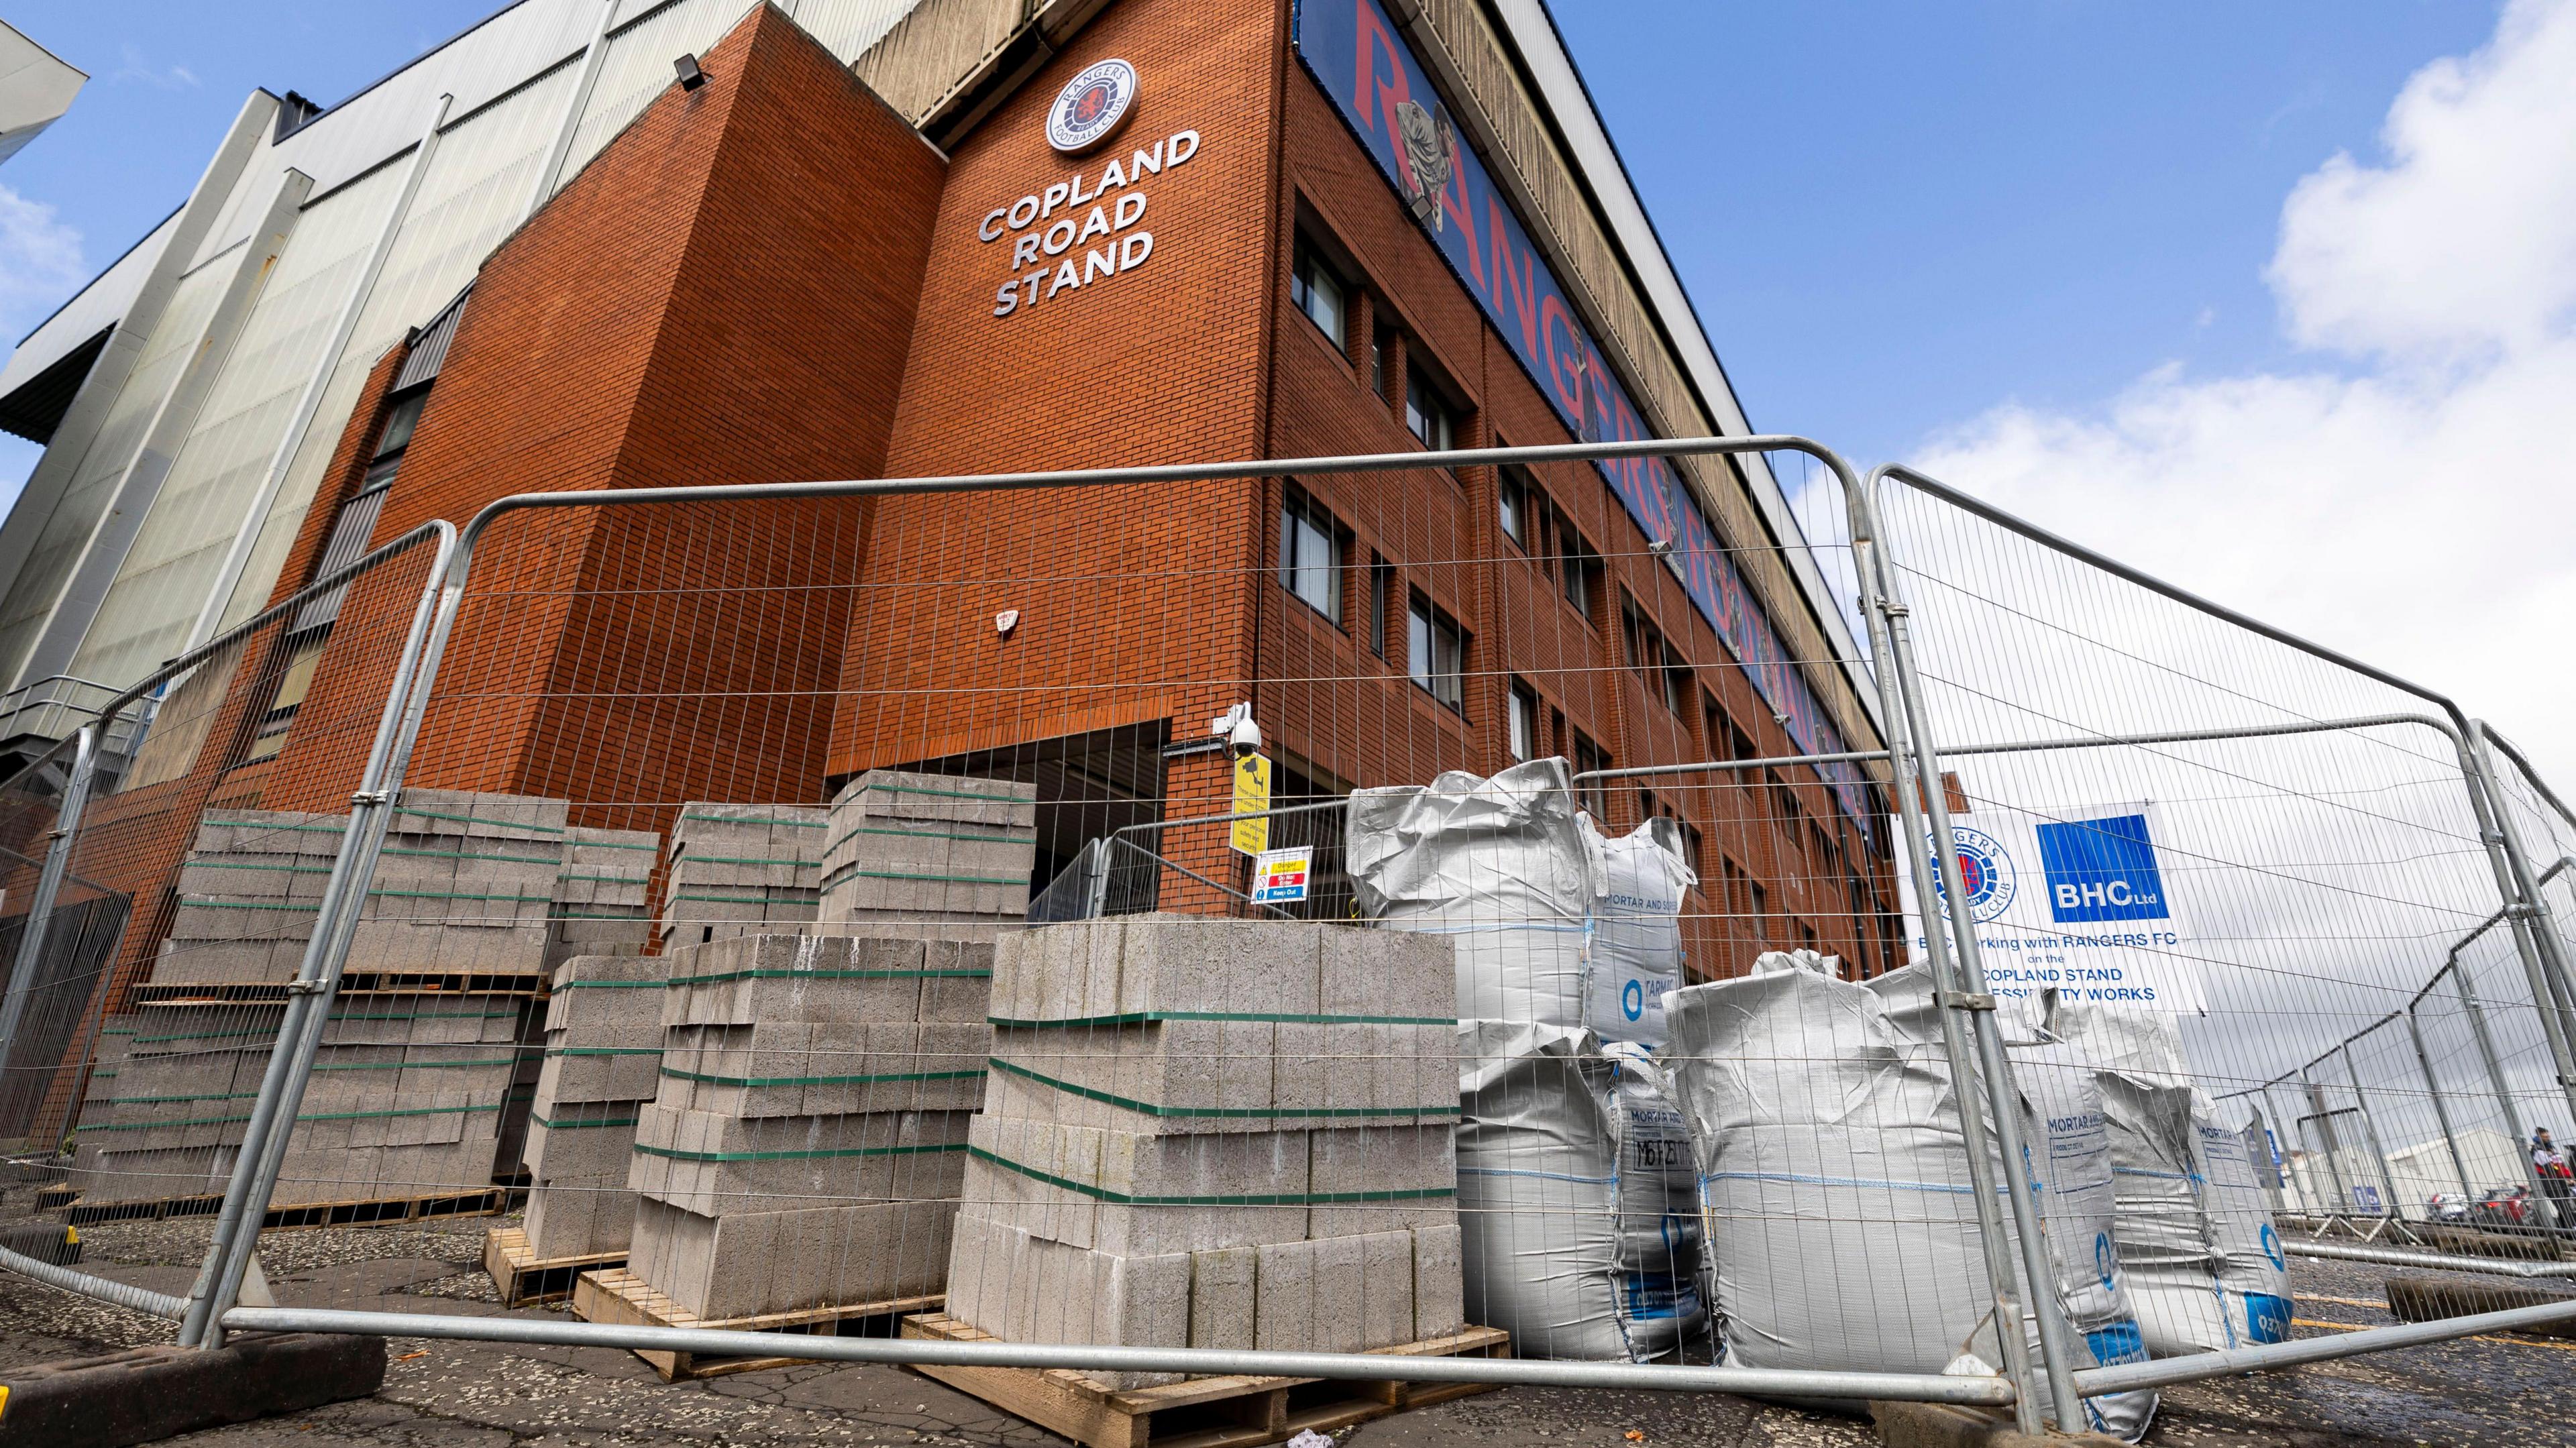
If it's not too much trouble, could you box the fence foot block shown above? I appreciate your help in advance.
[0,1332,385,1448]
[1868,1401,2127,1448]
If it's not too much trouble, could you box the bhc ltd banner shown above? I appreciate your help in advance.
[1896,802,2206,1015]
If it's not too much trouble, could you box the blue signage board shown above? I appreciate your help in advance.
[1295,0,1866,826]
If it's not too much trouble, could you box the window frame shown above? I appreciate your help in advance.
[1289,239,1348,350]
[1497,465,1531,549]
[1279,484,1345,624]
[1406,591,1466,714]
[1368,555,1393,659]
[1507,679,1539,761]
[1403,368,1456,451]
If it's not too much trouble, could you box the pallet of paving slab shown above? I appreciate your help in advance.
[570,1266,944,1382]
[896,1311,1511,1448]
[483,1225,624,1307]
[128,970,546,1005]
[31,1182,77,1211]
[63,1183,515,1228]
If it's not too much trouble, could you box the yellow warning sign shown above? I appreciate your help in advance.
[1230,752,1271,855]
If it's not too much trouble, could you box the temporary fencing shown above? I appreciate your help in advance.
[1,435,2571,1439]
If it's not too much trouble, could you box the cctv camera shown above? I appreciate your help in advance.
[1228,714,1263,757]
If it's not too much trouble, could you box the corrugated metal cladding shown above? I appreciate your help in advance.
[394,287,472,391]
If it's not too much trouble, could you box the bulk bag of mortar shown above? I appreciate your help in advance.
[1582,814,1694,1048]
[1454,1019,1705,1359]
[1663,952,2155,1439]
[1350,759,1589,1028]
[2043,996,2292,1355]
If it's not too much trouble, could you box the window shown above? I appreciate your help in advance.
[1708,696,1755,765]
[1750,880,1770,941]
[1405,370,1454,449]
[1290,240,1346,349]
[1407,593,1465,712]
[1571,731,1610,817]
[1621,594,1690,715]
[1372,327,1393,399]
[1368,555,1393,659]
[1279,486,1343,622]
[1722,856,1751,927]
[1682,820,1707,880]
[1798,920,1819,951]
[1556,514,1601,619]
[1497,465,1531,547]
[1508,680,1538,761]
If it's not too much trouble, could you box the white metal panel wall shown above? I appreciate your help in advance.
[792,0,929,64]
[0,258,232,683]
[211,64,582,637]
[62,166,409,690]
[552,0,764,190]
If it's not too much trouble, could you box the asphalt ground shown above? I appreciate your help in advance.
[0,1196,2567,1448]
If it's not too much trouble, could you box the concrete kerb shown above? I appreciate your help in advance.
[0,1333,385,1448]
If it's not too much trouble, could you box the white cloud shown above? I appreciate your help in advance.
[0,182,83,325]
[1912,0,2576,810]
[110,44,202,91]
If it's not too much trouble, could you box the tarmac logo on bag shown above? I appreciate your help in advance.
[2094,1231,2116,1290]
[1935,826,2017,924]
[2259,1222,2285,1270]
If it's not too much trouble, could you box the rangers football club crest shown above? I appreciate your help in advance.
[1047,58,1138,154]
[1934,824,2017,924]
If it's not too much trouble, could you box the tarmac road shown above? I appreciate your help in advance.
[0,1203,2567,1447]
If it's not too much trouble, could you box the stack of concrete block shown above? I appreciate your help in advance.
[947,916,1463,1387]
[622,931,990,1320]
[357,789,567,978]
[519,954,666,1260]
[148,812,344,985]
[64,1016,138,1194]
[656,805,825,950]
[818,771,1036,939]
[547,827,659,968]
[69,995,527,1205]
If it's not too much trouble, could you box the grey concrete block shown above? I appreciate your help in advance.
[1306,1124,1458,1237]
[964,1116,1309,1254]
[537,1047,663,1104]
[149,936,303,983]
[1119,916,1323,1018]
[990,1019,1273,1127]
[1189,1244,1257,1351]
[1254,1239,1314,1351]
[1413,1223,1464,1338]
[1320,924,1455,1022]
[523,1175,637,1258]
[629,1103,971,1213]
[1309,1233,1365,1353]
[627,1194,956,1321]
[1357,1229,1415,1349]
[661,933,932,1025]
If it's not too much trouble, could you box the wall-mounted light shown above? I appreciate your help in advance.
[674,54,708,91]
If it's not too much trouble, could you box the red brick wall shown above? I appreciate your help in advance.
[264,5,946,836]
[828,0,1292,883]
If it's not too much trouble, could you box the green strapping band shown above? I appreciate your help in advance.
[311,1058,516,1072]
[558,871,649,882]
[547,1046,661,1057]
[553,910,649,921]
[382,846,563,865]
[986,1058,1459,1119]
[551,979,665,990]
[333,1010,515,1020]
[680,813,824,828]
[856,782,1023,803]
[661,1064,987,1089]
[967,1146,1454,1207]
[186,861,333,875]
[687,854,816,869]
[107,1091,259,1106]
[989,1010,1453,1029]
[824,822,1028,854]
[135,1028,274,1044]
[394,806,566,832]
[531,1113,639,1130]
[665,967,990,987]
[818,865,1022,887]
[671,892,813,906]
[577,838,660,851]
[633,1139,967,1164]
[88,1101,503,1132]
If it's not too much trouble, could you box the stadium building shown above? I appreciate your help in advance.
[0,0,1899,1000]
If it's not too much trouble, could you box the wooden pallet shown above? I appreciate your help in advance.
[129,971,545,1006]
[570,1267,943,1382]
[898,1312,1511,1448]
[484,1225,623,1307]
[62,1183,515,1229]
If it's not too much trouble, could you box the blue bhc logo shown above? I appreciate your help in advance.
[2035,813,2171,924]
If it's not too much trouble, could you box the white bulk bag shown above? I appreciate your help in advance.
[1350,759,1590,1029]
[1454,1021,1706,1361]
[2045,999,2292,1354]
[1664,954,2155,1440]
[1581,816,1695,1048]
